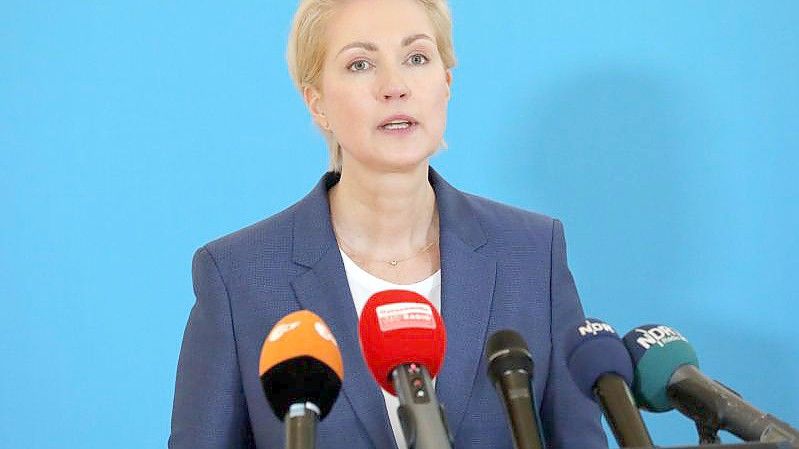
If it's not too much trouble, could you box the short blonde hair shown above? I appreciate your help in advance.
[287,0,457,172]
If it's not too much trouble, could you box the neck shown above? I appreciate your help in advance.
[328,162,437,259]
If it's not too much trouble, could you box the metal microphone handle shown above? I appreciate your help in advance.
[392,364,453,449]
[594,374,655,448]
[284,403,319,449]
[669,365,799,448]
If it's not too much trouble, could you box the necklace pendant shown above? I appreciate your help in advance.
[389,260,398,267]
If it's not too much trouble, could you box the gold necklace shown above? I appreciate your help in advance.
[337,236,438,267]
[332,215,439,267]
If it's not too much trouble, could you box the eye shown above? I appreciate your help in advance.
[407,53,429,66]
[348,59,373,72]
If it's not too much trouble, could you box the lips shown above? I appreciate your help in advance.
[378,115,418,130]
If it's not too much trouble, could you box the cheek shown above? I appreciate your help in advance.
[436,86,450,112]
[426,82,450,127]
[327,88,372,130]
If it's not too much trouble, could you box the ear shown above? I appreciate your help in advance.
[444,69,453,99]
[303,84,330,130]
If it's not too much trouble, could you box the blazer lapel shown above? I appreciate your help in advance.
[289,173,397,449]
[286,168,497,446]
[429,168,497,439]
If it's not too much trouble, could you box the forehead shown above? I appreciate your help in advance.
[325,0,436,49]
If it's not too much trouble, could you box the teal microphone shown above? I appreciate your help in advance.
[623,324,799,448]
[622,324,699,413]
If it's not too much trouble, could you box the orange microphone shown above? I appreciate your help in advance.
[259,310,343,449]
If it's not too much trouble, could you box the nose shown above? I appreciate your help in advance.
[379,67,410,101]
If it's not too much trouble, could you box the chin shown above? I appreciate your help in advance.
[341,140,439,173]
[362,154,432,174]
[384,147,437,169]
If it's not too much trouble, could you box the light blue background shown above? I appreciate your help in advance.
[2,1,797,447]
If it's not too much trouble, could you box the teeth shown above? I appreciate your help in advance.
[383,121,411,130]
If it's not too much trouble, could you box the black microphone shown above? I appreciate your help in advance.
[259,310,344,449]
[486,330,546,449]
[565,318,655,448]
[623,324,799,448]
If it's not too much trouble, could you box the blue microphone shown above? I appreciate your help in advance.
[565,318,654,448]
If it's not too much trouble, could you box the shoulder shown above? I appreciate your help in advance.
[431,167,558,248]
[459,191,558,246]
[196,172,334,265]
[196,201,299,273]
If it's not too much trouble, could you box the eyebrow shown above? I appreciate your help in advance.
[336,33,434,57]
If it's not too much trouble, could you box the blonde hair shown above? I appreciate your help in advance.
[287,0,457,172]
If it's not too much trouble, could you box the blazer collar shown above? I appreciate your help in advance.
[291,166,487,267]
[289,166,496,445]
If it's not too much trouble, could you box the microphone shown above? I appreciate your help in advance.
[485,329,547,449]
[564,318,654,448]
[623,324,799,447]
[358,289,453,449]
[259,310,344,449]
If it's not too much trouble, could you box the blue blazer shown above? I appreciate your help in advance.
[169,168,607,449]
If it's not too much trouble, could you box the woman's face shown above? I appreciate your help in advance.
[306,0,452,173]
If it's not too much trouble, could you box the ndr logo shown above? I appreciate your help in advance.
[634,325,687,349]
[578,320,615,337]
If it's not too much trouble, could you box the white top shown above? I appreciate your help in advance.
[339,248,442,449]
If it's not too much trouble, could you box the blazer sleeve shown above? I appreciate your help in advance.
[540,219,608,449]
[169,246,255,449]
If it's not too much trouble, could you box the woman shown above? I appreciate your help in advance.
[169,0,607,448]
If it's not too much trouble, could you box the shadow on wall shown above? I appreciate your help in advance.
[509,68,703,319]
[508,68,798,435]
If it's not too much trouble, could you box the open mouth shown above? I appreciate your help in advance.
[380,120,415,130]
[378,114,419,135]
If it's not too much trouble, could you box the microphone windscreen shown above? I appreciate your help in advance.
[565,318,634,400]
[486,329,529,359]
[486,329,533,384]
[259,310,343,420]
[358,289,446,396]
[622,324,699,412]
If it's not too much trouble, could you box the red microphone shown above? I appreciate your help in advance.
[358,290,452,449]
